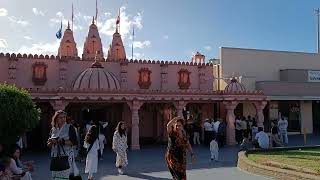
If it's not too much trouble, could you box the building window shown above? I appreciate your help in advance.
[138,68,152,89]
[32,62,48,86]
[178,69,191,89]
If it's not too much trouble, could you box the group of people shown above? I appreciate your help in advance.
[0,144,34,180]
[47,110,129,180]
[239,116,289,150]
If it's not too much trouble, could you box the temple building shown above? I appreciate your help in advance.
[1,13,318,150]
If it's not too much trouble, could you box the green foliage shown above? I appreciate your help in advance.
[0,83,40,145]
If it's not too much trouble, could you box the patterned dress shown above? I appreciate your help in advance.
[112,131,128,168]
[165,131,189,180]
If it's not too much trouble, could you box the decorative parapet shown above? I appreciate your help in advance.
[0,52,213,67]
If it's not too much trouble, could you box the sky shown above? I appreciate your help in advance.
[1,0,320,61]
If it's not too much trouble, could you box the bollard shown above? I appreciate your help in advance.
[303,128,307,145]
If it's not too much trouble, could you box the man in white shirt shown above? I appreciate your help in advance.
[212,119,220,134]
[203,119,214,146]
[254,127,269,149]
[278,116,288,145]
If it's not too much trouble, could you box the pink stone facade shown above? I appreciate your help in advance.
[0,21,269,149]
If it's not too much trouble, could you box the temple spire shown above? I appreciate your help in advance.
[92,16,95,24]
[67,21,70,30]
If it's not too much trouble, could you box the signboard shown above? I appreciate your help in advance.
[308,70,320,82]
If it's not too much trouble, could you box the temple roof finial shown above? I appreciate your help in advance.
[67,21,70,30]
[92,16,95,24]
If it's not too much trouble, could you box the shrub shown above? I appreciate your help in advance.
[0,84,40,145]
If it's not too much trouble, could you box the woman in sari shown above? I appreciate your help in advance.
[112,121,128,175]
[166,116,196,180]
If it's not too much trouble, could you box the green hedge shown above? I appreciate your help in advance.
[0,84,40,145]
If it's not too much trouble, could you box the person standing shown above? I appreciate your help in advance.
[217,119,226,148]
[98,121,108,160]
[193,122,201,145]
[112,121,128,175]
[165,116,196,180]
[251,121,258,142]
[47,110,77,180]
[235,116,242,144]
[84,123,99,180]
[278,116,288,145]
[203,119,213,146]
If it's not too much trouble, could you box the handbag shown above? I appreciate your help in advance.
[50,143,70,171]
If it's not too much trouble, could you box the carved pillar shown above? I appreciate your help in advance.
[120,62,128,89]
[160,64,168,90]
[254,101,267,128]
[174,101,187,119]
[8,58,18,84]
[223,101,238,145]
[127,100,143,150]
[198,66,206,90]
[59,60,68,87]
[50,100,69,111]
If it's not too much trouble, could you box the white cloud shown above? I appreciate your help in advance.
[0,8,8,16]
[132,52,145,59]
[204,46,212,51]
[100,6,143,39]
[56,11,63,18]
[8,16,30,27]
[133,40,151,49]
[104,12,111,17]
[18,40,60,55]
[0,39,8,48]
[32,8,45,16]
[23,36,32,40]
[163,35,169,39]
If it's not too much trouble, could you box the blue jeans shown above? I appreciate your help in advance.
[280,131,288,145]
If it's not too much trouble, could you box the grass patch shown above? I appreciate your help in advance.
[247,147,320,174]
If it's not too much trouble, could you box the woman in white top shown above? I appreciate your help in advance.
[7,146,32,180]
[84,124,100,180]
[47,110,77,180]
[112,121,128,175]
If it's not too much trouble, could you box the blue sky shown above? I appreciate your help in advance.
[0,0,320,61]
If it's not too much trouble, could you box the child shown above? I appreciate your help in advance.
[210,137,219,162]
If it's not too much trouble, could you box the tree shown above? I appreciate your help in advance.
[0,83,40,145]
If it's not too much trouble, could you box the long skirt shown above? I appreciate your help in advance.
[165,151,186,180]
[115,150,128,168]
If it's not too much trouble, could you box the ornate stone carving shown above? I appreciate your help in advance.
[138,68,152,89]
[178,69,191,89]
[120,62,128,89]
[32,62,47,86]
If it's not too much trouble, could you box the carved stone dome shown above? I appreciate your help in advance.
[73,62,120,90]
[224,78,246,93]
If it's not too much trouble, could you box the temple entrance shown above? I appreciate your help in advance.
[66,102,124,146]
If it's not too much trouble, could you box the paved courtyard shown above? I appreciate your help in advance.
[25,135,319,180]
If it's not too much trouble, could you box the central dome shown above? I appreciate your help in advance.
[73,62,120,90]
[224,78,246,93]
